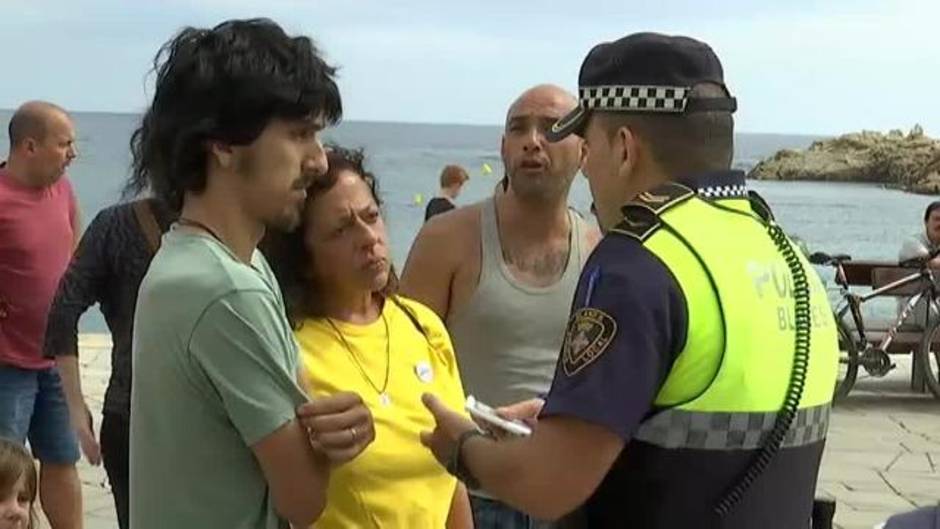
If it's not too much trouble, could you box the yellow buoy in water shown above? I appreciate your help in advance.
[481,163,493,176]
[413,193,424,205]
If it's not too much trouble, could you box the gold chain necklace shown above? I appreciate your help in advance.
[326,312,392,406]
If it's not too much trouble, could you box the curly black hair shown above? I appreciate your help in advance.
[262,145,398,328]
[125,18,343,210]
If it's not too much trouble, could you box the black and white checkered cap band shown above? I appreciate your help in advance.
[698,184,748,199]
[580,85,690,113]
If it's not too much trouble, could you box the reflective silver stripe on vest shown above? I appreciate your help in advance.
[633,404,830,450]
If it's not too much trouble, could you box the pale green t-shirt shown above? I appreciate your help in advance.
[130,228,308,529]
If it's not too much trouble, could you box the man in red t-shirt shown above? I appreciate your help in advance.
[0,100,82,529]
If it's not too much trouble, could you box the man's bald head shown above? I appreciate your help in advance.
[8,101,70,148]
[4,101,77,187]
[500,84,584,204]
[505,84,578,125]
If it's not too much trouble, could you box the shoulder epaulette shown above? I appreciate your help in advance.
[633,182,696,214]
[609,183,695,242]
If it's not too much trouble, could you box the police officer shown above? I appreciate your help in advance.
[420,32,839,529]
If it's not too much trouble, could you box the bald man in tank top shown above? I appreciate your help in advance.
[401,84,601,529]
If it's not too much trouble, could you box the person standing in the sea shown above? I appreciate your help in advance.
[425,165,469,221]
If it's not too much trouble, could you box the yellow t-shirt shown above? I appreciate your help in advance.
[295,296,467,529]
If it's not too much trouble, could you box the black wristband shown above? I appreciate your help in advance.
[448,429,489,489]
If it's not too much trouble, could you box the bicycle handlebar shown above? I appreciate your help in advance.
[808,252,852,266]
[810,247,940,269]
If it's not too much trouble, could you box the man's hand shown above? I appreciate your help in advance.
[72,404,101,465]
[420,393,480,467]
[496,398,545,428]
[297,392,374,465]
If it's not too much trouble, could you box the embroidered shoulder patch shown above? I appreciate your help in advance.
[562,308,617,376]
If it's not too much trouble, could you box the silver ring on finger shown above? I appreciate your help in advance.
[349,426,358,443]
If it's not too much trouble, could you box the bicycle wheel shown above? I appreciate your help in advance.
[834,312,859,401]
[917,319,940,399]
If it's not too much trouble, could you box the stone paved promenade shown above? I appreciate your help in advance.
[33,335,939,529]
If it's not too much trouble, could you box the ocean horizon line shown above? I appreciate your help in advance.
[0,107,832,138]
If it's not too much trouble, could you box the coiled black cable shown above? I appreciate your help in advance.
[713,221,812,518]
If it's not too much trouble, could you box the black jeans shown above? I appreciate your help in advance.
[101,412,129,529]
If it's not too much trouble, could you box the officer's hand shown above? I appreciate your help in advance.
[420,393,479,467]
[297,392,375,466]
[496,398,545,428]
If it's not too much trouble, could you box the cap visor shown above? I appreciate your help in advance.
[547,106,588,142]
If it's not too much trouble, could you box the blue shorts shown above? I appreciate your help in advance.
[0,365,80,465]
[470,496,555,529]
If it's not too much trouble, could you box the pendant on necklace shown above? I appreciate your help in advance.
[379,392,392,407]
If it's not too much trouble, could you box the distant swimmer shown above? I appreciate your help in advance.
[424,164,469,221]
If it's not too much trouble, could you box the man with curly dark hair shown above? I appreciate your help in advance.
[128,19,374,529]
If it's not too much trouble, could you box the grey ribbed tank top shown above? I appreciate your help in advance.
[447,196,589,407]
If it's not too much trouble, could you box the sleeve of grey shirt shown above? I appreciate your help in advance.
[188,289,309,446]
[899,233,929,262]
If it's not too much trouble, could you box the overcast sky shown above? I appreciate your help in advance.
[1,0,936,135]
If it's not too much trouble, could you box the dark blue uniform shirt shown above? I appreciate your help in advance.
[540,230,688,438]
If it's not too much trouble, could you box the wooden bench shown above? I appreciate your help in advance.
[839,260,933,392]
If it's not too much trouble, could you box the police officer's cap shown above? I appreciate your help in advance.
[548,32,737,142]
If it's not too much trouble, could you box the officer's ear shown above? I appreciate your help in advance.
[614,125,640,182]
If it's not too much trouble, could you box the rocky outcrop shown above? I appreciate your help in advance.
[914,154,940,194]
[748,126,940,194]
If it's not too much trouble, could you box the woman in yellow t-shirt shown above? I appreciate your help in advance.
[263,146,473,529]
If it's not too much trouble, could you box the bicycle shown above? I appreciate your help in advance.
[808,250,940,400]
